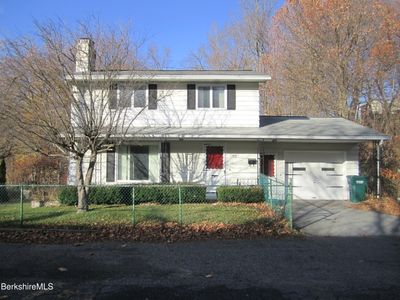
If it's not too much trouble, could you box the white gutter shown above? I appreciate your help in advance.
[68,74,271,82]
[119,133,389,142]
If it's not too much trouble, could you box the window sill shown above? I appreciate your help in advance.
[196,108,227,111]
[115,180,153,184]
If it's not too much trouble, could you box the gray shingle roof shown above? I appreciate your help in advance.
[91,69,267,76]
[123,116,389,141]
[257,116,389,140]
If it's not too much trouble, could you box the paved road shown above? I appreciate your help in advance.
[293,200,400,236]
[1,237,399,299]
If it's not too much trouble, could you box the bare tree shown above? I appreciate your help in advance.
[0,62,16,184]
[0,133,11,185]
[187,0,276,71]
[0,20,168,212]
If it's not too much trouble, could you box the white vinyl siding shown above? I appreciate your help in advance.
[169,141,259,186]
[77,141,359,202]
[124,82,259,127]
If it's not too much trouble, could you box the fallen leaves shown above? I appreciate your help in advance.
[0,219,294,244]
[349,196,400,216]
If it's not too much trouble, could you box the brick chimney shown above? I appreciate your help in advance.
[75,38,96,72]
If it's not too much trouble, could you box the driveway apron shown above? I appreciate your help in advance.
[293,200,400,236]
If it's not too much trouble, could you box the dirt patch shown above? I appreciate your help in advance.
[349,196,400,216]
[0,218,295,244]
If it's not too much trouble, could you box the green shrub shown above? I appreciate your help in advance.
[59,185,132,206]
[88,186,132,205]
[134,185,179,204]
[0,186,9,203]
[180,186,207,203]
[217,186,263,203]
[58,184,207,206]
[58,186,78,206]
[134,185,206,204]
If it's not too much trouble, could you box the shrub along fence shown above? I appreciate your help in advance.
[0,184,276,228]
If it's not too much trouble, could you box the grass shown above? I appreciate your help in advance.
[0,202,272,228]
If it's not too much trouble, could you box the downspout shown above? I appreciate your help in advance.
[256,140,261,185]
[376,139,383,199]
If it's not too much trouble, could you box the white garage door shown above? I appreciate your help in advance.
[285,151,347,200]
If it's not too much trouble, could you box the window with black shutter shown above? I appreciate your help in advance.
[188,84,231,109]
[109,83,135,109]
[148,84,157,109]
[106,150,115,182]
[227,84,236,110]
[134,86,146,107]
[131,146,149,180]
[187,84,196,109]
[108,83,118,109]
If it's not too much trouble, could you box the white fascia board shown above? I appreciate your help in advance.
[68,73,271,82]
[121,133,389,142]
[75,132,388,142]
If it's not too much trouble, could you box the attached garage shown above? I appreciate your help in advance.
[285,151,347,200]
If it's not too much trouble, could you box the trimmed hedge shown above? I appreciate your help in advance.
[58,185,207,206]
[59,186,130,205]
[89,186,131,205]
[134,185,206,204]
[217,186,264,203]
[59,186,78,206]
[0,186,9,202]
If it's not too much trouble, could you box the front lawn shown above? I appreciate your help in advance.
[0,202,275,228]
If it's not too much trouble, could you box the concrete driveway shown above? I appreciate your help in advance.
[293,200,400,236]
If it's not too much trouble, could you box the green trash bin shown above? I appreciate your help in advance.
[347,176,368,203]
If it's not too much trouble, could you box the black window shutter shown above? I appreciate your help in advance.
[109,83,118,109]
[227,84,236,110]
[160,142,170,183]
[148,84,157,110]
[131,146,149,180]
[187,84,196,110]
[106,150,115,182]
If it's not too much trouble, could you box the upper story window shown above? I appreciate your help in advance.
[119,84,133,108]
[134,86,146,108]
[197,85,225,109]
[109,84,150,109]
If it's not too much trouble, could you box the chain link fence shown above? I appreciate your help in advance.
[0,183,282,228]
[259,175,293,228]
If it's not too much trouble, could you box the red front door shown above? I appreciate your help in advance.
[206,146,225,190]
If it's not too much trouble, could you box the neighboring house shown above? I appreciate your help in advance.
[357,99,400,121]
[68,38,389,200]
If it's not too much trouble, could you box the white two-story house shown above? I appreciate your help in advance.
[69,38,388,200]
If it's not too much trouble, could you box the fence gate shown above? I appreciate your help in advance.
[259,174,293,228]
